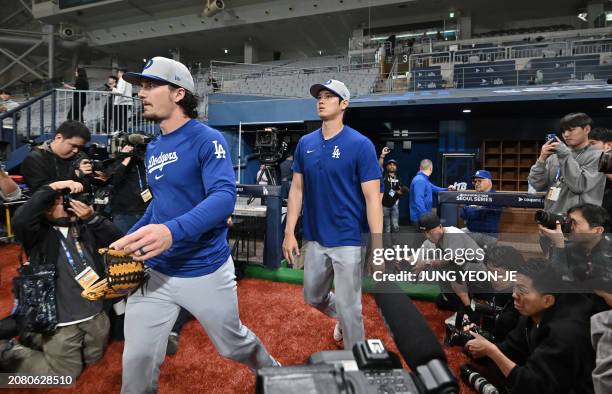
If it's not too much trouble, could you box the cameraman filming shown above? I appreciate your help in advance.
[0,180,122,378]
[110,140,149,234]
[464,260,595,394]
[528,113,605,253]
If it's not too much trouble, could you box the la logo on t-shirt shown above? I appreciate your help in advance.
[332,145,341,159]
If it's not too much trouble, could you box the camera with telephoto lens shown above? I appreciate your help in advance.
[473,300,504,317]
[62,189,93,212]
[445,310,496,347]
[599,150,612,174]
[460,364,500,394]
[534,210,572,233]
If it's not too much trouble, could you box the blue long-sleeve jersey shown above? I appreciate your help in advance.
[409,171,446,222]
[129,119,236,277]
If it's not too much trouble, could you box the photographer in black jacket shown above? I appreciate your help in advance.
[109,137,149,234]
[20,120,92,193]
[0,180,122,378]
[465,259,595,394]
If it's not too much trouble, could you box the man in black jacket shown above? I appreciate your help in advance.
[20,120,92,193]
[465,259,595,394]
[110,144,149,234]
[0,179,123,378]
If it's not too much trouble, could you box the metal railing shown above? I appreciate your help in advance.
[0,89,156,156]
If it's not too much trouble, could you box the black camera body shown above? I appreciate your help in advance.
[599,150,612,174]
[62,189,93,211]
[257,339,457,394]
[534,210,572,233]
[445,311,496,347]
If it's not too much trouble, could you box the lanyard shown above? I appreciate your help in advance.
[135,163,144,191]
[57,227,89,274]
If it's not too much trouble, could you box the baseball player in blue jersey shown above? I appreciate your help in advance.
[110,57,278,393]
[282,79,383,349]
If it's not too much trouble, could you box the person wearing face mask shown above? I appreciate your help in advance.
[0,180,122,378]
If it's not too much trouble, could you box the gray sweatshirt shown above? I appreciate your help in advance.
[591,309,612,394]
[528,143,605,214]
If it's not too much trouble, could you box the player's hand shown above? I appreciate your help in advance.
[110,224,173,261]
[68,199,94,221]
[49,180,83,193]
[282,233,300,264]
[538,139,560,161]
[447,184,457,191]
[465,331,495,359]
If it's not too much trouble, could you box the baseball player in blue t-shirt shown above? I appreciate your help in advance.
[110,57,278,393]
[283,79,383,349]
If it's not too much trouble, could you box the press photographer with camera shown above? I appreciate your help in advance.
[528,113,605,254]
[109,137,150,234]
[539,203,611,310]
[20,120,92,193]
[588,127,612,214]
[379,147,407,234]
[1,179,123,378]
[464,259,595,394]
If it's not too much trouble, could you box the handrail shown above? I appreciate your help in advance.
[0,88,54,121]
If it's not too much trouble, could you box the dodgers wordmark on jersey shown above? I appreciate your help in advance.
[292,126,381,247]
[129,119,236,278]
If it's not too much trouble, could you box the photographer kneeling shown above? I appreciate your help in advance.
[464,259,595,394]
[0,180,122,378]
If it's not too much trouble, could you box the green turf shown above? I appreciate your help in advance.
[243,261,440,301]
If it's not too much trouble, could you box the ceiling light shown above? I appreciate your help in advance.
[462,109,471,113]
[223,49,229,54]
[577,12,588,22]
[607,105,612,109]
[449,12,455,18]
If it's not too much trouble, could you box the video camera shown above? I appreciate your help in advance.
[110,132,151,161]
[258,284,459,394]
[255,127,289,165]
[257,339,456,394]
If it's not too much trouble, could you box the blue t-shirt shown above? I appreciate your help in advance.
[409,171,447,222]
[129,119,236,277]
[292,126,381,247]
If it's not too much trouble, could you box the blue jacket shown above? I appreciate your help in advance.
[460,189,502,235]
[409,171,446,222]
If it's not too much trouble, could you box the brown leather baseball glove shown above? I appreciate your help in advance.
[81,248,147,301]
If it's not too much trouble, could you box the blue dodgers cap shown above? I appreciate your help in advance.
[123,56,195,93]
[386,159,398,166]
[310,79,350,102]
[473,169,492,180]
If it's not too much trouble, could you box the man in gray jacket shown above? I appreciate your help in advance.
[528,113,605,215]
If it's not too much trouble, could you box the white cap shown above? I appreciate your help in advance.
[123,56,195,93]
[310,79,350,102]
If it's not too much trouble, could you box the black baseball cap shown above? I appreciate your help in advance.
[418,213,441,231]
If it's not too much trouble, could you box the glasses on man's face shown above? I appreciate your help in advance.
[317,93,338,101]
[473,179,484,185]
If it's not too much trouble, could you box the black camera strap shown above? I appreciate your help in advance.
[55,225,92,275]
